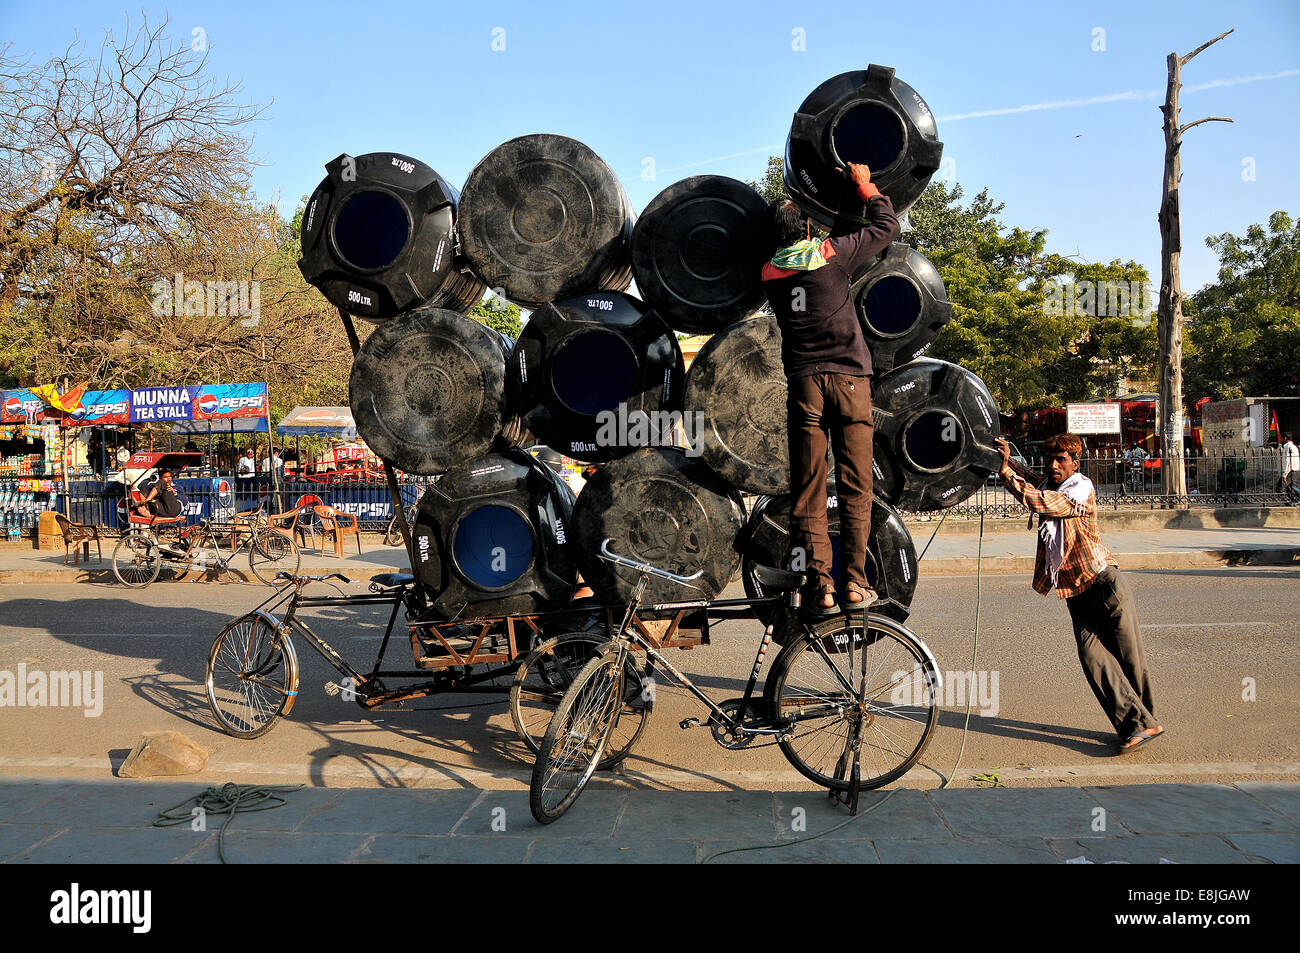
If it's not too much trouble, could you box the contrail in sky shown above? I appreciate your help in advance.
[657,145,778,175]
[653,69,1299,175]
[938,68,1299,121]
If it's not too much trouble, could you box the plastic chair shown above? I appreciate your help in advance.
[54,513,102,565]
[293,494,325,552]
[314,504,361,558]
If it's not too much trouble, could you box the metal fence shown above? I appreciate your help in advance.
[901,449,1296,521]
[20,448,1300,535]
[61,473,438,535]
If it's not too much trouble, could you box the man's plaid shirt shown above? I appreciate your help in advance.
[999,464,1117,598]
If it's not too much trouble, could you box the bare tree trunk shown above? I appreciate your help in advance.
[1157,52,1186,498]
[1156,29,1233,499]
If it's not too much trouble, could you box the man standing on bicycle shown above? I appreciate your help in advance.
[761,161,899,616]
[996,433,1164,754]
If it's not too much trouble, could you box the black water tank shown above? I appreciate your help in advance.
[349,307,510,476]
[411,449,577,619]
[683,312,789,494]
[631,175,769,334]
[852,243,952,374]
[458,134,635,309]
[740,491,917,624]
[507,291,683,463]
[297,152,486,320]
[872,359,1001,511]
[784,65,943,225]
[571,448,745,604]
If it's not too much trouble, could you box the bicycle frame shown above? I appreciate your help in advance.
[592,540,819,740]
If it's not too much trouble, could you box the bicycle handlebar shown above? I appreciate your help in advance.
[598,538,705,587]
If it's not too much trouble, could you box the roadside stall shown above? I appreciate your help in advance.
[1,386,90,529]
[277,406,419,527]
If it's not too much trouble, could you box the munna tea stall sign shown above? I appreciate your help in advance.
[129,386,196,422]
[128,383,269,423]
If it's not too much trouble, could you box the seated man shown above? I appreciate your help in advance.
[133,469,186,523]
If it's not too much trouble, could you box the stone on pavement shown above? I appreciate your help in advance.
[117,731,210,778]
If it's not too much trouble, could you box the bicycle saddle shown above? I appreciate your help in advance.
[750,564,806,592]
[370,573,414,588]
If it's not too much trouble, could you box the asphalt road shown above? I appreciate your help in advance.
[1,566,1297,792]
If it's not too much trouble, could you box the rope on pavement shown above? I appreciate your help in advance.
[940,508,983,789]
[153,782,305,864]
[701,789,900,863]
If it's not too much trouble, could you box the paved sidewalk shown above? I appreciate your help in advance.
[911,523,1300,573]
[1,776,1296,863]
[2,521,1296,583]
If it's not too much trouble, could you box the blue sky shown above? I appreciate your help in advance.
[4,0,1297,292]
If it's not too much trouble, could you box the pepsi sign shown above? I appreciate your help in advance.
[191,384,267,420]
[0,393,44,422]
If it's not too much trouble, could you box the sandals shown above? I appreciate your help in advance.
[802,582,879,619]
[801,584,840,619]
[1118,726,1165,754]
[844,581,878,608]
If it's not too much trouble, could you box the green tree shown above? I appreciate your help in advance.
[912,185,1154,410]
[470,292,522,340]
[746,156,785,203]
[1184,210,1300,400]
[903,181,1003,256]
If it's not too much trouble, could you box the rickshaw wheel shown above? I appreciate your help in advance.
[111,530,162,588]
[511,631,648,768]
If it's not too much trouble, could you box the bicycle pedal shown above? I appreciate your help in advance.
[679,717,702,730]
[323,681,341,696]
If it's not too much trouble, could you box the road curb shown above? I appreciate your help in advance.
[906,548,1300,575]
[907,506,1300,536]
[3,550,1297,584]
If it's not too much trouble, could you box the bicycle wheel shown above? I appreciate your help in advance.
[511,633,649,767]
[248,529,300,586]
[765,614,939,792]
[111,531,162,588]
[383,505,416,547]
[206,614,299,738]
[530,651,625,824]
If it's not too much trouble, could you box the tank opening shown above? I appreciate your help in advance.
[832,103,906,175]
[861,276,922,337]
[551,331,638,416]
[903,411,965,472]
[453,504,534,588]
[334,191,410,271]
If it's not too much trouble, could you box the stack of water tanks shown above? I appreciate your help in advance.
[296,64,1002,621]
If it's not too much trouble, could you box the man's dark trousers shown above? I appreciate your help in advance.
[787,372,873,593]
[1064,566,1157,738]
